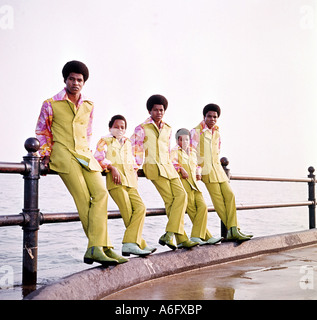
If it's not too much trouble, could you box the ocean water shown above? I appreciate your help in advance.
[0,173,310,299]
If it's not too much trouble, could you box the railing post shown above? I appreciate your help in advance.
[220,157,229,238]
[21,137,41,292]
[308,166,316,229]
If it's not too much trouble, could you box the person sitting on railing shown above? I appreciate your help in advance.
[190,104,252,241]
[94,114,156,257]
[131,94,199,250]
[35,60,128,266]
[171,128,223,245]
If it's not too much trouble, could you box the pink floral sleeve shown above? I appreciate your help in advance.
[35,100,53,157]
[130,124,145,167]
[94,138,112,171]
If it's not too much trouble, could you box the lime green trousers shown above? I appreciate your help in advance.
[151,176,189,244]
[204,181,238,230]
[182,180,213,240]
[59,158,112,249]
[109,186,148,249]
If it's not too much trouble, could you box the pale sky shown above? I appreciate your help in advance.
[1,0,316,177]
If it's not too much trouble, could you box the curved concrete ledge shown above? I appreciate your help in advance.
[25,229,317,300]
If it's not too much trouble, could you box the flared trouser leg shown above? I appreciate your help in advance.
[204,181,238,230]
[59,158,112,249]
[109,186,147,249]
[186,188,212,240]
[151,176,189,244]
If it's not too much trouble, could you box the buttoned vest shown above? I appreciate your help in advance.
[103,137,138,190]
[175,148,201,192]
[50,99,102,173]
[193,125,229,183]
[142,123,179,180]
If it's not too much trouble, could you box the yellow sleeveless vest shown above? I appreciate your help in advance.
[103,137,138,190]
[193,124,228,183]
[142,123,178,180]
[50,99,102,173]
[175,148,201,192]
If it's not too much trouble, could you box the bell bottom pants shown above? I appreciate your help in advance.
[109,186,148,249]
[151,176,189,244]
[182,180,213,240]
[59,158,112,249]
[204,181,238,230]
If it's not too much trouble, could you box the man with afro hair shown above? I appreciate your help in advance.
[131,94,199,250]
[190,103,253,241]
[36,60,128,266]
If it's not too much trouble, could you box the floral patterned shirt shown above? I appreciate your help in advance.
[170,145,202,175]
[35,88,94,157]
[190,120,220,150]
[94,134,129,171]
[130,117,171,167]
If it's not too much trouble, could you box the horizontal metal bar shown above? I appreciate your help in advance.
[230,175,312,183]
[234,201,314,211]
[0,202,313,227]
[0,213,30,226]
[0,162,29,174]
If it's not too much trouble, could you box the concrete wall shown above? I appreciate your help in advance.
[25,229,317,300]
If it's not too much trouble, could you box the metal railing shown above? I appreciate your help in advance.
[0,137,316,291]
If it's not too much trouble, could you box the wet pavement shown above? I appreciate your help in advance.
[104,244,317,300]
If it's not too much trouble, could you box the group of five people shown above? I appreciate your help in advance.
[35,60,252,267]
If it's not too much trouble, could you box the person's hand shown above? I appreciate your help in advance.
[41,156,50,175]
[179,167,189,179]
[42,156,50,168]
[109,165,121,185]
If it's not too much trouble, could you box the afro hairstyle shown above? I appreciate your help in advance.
[203,103,221,117]
[62,60,89,82]
[146,94,168,111]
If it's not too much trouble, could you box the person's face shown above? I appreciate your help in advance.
[149,104,165,124]
[204,111,218,129]
[65,72,85,95]
[178,135,190,151]
[110,119,126,139]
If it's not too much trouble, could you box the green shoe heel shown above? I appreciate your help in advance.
[159,232,177,250]
[227,227,251,242]
[83,246,118,266]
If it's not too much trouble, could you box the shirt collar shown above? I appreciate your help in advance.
[143,116,166,130]
[200,120,219,133]
[106,133,128,144]
[53,88,89,106]
[174,144,193,155]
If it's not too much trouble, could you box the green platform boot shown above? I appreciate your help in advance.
[122,243,152,257]
[177,239,199,249]
[206,236,223,245]
[104,248,129,264]
[238,228,253,238]
[190,237,208,245]
[227,227,251,242]
[159,232,177,250]
[84,246,119,266]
